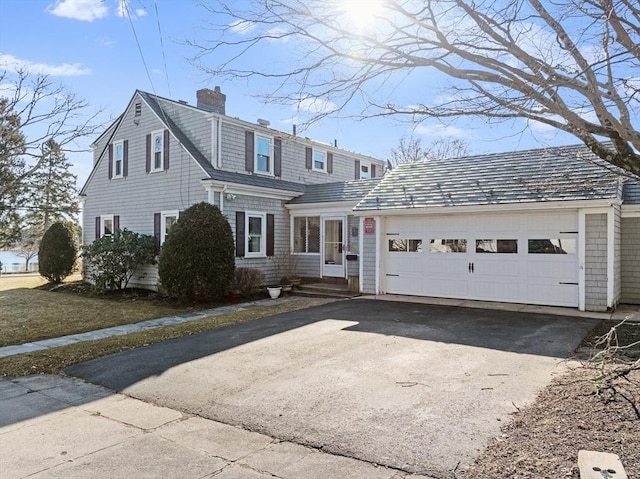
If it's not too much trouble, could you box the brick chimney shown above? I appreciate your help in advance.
[196,86,226,114]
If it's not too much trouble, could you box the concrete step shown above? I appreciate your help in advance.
[293,282,359,299]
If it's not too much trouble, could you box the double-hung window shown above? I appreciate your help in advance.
[113,141,124,178]
[360,162,370,179]
[152,130,164,171]
[312,150,326,172]
[255,136,272,174]
[161,211,178,245]
[246,212,266,257]
[101,215,114,238]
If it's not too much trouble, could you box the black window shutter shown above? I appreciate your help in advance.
[371,164,376,178]
[305,147,312,169]
[154,213,161,253]
[274,138,282,177]
[327,152,333,174]
[95,216,101,240]
[266,214,275,257]
[113,215,120,231]
[163,129,170,170]
[236,211,246,257]
[123,140,129,177]
[146,134,151,173]
[354,160,361,179]
[108,144,113,179]
[245,131,254,172]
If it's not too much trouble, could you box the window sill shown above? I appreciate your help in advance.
[244,253,267,259]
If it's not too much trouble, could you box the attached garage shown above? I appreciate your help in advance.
[354,144,640,312]
[382,211,579,307]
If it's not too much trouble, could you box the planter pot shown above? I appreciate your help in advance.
[290,278,302,288]
[230,292,241,304]
[267,286,282,299]
[281,284,293,293]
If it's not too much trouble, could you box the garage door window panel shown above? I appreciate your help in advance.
[528,239,576,254]
[429,239,467,253]
[476,239,518,253]
[389,239,422,252]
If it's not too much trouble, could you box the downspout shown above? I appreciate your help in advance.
[220,184,227,214]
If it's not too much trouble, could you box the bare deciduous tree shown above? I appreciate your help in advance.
[389,137,470,168]
[190,0,640,175]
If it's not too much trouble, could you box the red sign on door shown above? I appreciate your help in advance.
[364,217,375,234]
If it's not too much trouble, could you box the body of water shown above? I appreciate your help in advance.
[0,251,39,273]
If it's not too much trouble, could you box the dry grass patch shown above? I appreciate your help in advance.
[0,298,332,377]
[0,273,81,291]
[0,286,199,347]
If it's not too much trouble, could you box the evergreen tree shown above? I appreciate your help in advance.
[23,139,80,236]
[0,98,27,248]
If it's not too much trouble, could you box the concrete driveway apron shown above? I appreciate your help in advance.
[66,299,597,477]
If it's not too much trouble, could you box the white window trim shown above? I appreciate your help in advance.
[254,135,273,176]
[246,211,267,258]
[312,149,327,173]
[151,129,165,172]
[360,161,371,179]
[101,214,114,238]
[161,210,179,245]
[112,141,124,179]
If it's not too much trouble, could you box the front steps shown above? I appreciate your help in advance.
[292,279,359,299]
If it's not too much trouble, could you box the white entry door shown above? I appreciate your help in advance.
[323,218,345,277]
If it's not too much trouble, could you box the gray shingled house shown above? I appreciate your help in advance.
[81,88,640,312]
[80,88,385,290]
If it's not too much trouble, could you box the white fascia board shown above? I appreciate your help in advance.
[286,201,358,214]
[621,205,640,217]
[353,198,621,217]
[201,179,300,201]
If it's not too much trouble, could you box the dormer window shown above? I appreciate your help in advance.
[360,162,370,179]
[313,150,327,172]
[255,135,272,174]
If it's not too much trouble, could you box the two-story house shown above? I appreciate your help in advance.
[82,88,640,312]
[80,88,386,289]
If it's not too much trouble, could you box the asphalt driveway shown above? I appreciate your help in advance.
[66,299,597,477]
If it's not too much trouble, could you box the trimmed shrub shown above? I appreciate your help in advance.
[82,228,156,291]
[158,202,235,301]
[39,221,78,283]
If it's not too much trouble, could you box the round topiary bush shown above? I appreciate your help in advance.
[158,202,235,301]
[39,221,78,283]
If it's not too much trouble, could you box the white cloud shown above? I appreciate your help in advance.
[0,53,91,76]
[115,0,147,19]
[47,0,108,22]
[229,20,256,34]
[415,123,466,138]
[296,97,337,115]
[97,37,116,47]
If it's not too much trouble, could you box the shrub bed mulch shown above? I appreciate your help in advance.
[462,321,639,479]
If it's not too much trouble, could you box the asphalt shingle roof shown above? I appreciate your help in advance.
[288,178,381,204]
[355,145,623,211]
[140,91,306,194]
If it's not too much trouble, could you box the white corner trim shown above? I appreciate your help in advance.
[359,216,364,294]
[607,209,615,308]
[578,210,586,311]
[375,216,381,295]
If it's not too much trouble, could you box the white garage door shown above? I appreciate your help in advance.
[383,212,579,307]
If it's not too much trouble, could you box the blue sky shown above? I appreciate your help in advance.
[0,0,578,189]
